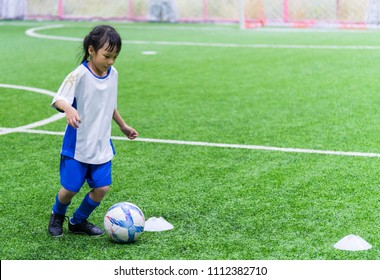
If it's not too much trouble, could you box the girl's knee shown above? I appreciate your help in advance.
[58,188,77,204]
[91,186,110,200]
[99,185,110,194]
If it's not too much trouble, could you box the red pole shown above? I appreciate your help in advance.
[58,0,64,19]
[129,0,134,19]
[203,0,208,21]
[283,0,288,22]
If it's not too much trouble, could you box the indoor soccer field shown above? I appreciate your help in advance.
[2,20,380,260]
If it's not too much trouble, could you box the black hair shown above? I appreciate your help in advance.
[80,25,122,64]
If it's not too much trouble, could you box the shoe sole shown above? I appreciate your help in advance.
[68,230,104,237]
[48,231,63,237]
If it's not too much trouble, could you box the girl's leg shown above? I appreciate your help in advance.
[49,188,77,237]
[71,186,110,223]
[49,156,86,237]
[52,188,77,215]
[69,186,110,236]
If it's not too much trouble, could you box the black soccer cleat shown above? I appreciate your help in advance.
[68,219,104,236]
[48,212,66,237]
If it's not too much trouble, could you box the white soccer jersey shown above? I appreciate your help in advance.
[51,62,118,164]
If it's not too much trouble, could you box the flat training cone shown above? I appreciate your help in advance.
[144,217,174,232]
[333,234,372,251]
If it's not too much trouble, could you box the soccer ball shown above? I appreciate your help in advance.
[103,202,145,243]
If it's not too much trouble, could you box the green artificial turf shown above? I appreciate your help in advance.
[1,21,380,260]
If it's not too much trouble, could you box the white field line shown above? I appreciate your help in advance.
[0,84,65,135]
[22,22,380,33]
[0,114,65,135]
[25,24,81,42]
[25,25,380,50]
[0,83,57,97]
[123,137,380,158]
[4,128,380,158]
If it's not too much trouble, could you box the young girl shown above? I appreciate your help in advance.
[48,25,138,237]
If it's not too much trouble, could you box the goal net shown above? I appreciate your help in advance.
[2,0,380,29]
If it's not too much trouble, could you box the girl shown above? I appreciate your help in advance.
[48,25,138,237]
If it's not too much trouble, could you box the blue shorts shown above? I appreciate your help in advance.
[60,156,112,192]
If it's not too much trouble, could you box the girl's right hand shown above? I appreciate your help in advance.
[65,106,81,128]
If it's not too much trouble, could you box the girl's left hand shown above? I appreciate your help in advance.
[121,125,138,140]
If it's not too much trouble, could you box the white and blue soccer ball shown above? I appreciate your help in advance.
[104,202,145,243]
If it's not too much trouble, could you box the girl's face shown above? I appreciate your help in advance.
[88,43,119,77]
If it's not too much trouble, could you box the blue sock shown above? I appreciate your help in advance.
[52,194,70,216]
[71,193,100,224]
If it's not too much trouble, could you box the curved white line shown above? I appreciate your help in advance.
[25,24,380,50]
[25,24,81,42]
[0,83,57,97]
[0,84,65,135]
